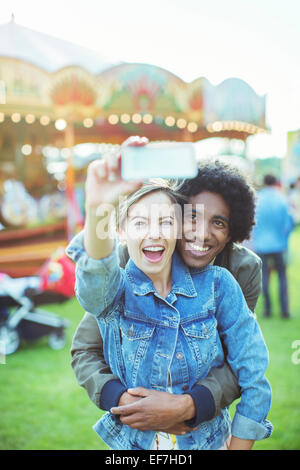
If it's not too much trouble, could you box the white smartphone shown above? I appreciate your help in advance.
[121,142,198,181]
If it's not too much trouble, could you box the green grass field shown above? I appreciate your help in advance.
[1,229,300,450]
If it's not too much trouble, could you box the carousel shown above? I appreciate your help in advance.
[0,18,267,277]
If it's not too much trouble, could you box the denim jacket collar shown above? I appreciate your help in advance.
[125,250,197,298]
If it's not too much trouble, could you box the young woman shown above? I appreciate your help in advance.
[66,141,272,450]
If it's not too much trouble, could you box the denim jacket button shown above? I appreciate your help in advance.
[176,352,184,360]
[127,326,134,337]
[182,385,189,391]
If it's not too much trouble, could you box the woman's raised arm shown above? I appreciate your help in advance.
[84,141,145,260]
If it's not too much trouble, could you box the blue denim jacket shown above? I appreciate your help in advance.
[66,232,272,450]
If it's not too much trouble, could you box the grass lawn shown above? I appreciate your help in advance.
[251,226,300,450]
[1,228,300,450]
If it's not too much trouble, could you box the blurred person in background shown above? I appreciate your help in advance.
[252,174,294,319]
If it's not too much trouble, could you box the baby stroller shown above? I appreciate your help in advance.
[0,249,74,355]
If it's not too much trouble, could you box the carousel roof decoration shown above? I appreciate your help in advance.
[0,17,267,148]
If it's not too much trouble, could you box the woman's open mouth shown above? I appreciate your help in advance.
[142,246,165,263]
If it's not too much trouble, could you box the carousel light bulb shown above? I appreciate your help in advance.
[187,122,198,133]
[55,119,67,131]
[21,144,32,156]
[165,116,175,127]
[11,113,21,123]
[40,115,50,126]
[83,118,94,128]
[142,114,153,124]
[120,113,130,124]
[25,114,36,124]
[176,118,187,129]
[132,113,142,124]
[212,121,222,132]
[245,123,254,133]
[108,114,119,125]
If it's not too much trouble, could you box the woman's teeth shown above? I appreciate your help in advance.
[143,246,164,252]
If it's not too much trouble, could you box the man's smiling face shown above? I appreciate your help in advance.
[177,191,231,268]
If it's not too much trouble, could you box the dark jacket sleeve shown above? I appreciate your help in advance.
[194,362,241,420]
[71,312,124,409]
[227,243,262,312]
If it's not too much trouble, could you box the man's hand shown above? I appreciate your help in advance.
[111,387,197,435]
[118,391,143,407]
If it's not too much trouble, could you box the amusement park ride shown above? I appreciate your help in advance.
[0,18,268,277]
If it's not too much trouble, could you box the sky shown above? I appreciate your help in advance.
[1,0,300,157]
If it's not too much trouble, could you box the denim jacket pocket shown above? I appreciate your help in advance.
[120,317,155,341]
[181,316,218,377]
[120,316,155,387]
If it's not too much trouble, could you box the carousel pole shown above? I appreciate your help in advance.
[64,121,76,240]
[15,123,25,183]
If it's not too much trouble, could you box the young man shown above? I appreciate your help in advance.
[70,159,262,436]
[252,174,294,318]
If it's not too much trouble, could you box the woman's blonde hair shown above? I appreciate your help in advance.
[116,179,187,230]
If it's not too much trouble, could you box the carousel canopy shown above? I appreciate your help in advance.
[0,19,268,147]
[0,17,115,74]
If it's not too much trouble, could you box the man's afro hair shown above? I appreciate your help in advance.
[178,160,256,243]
